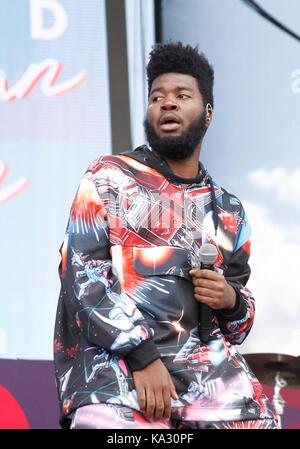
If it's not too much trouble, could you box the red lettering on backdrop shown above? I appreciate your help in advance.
[0,58,87,101]
[0,161,28,204]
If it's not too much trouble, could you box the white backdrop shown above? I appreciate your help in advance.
[162,0,300,356]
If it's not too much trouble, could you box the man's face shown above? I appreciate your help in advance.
[144,72,209,160]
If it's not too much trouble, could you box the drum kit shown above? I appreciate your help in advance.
[243,353,300,429]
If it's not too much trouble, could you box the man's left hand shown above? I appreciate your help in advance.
[189,268,236,310]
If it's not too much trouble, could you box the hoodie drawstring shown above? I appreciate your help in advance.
[208,175,219,236]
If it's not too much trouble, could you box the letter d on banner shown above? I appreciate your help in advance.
[30,0,68,40]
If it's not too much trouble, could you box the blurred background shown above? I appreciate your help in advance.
[0,0,299,428]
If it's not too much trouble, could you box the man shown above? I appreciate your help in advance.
[54,42,278,429]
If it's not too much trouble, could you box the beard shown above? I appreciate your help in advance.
[143,111,207,161]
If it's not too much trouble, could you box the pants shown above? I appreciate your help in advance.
[70,404,278,429]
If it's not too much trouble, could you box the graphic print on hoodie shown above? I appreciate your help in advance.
[54,145,276,427]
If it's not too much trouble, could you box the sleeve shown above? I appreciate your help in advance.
[59,165,160,371]
[216,204,255,345]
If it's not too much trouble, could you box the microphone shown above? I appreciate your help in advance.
[198,243,218,343]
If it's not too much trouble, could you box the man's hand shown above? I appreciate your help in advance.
[132,358,178,420]
[189,268,236,310]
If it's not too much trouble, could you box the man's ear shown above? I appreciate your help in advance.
[205,103,213,126]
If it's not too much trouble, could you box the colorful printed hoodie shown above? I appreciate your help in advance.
[54,145,275,427]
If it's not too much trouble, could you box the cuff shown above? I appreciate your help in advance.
[126,339,160,371]
[217,286,248,322]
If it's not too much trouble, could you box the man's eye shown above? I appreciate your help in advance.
[153,96,163,102]
[178,94,190,99]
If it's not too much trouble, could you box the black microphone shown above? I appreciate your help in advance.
[198,243,218,343]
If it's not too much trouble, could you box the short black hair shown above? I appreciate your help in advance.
[146,41,214,108]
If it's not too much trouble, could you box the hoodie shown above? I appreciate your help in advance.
[54,145,275,427]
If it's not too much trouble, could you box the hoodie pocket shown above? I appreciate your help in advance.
[133,246,192,281]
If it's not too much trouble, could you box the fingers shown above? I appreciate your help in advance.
[190,268,220,281]
[195,286,222,299]
[190,271,225,307]
[169,377,179,401]
[162,387,171,420]
[154,389,165,420]
[132,360,179,422]
[143,384,178,421]
[194,295,215,307]
[194,285,223,307]
[146,387,170,420]
[136,384,146,414]
[154,380,178,420]
[191,272,221,285]
[145,388,155,420]
[192,277,219,289]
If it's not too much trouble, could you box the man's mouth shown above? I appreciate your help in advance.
[159,114,181,132]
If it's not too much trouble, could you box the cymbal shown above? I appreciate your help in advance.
[243,353,300,388]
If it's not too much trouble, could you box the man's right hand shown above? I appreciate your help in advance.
[132,358,179,421]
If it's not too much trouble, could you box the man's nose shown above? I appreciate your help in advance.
[161,99,178,111]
